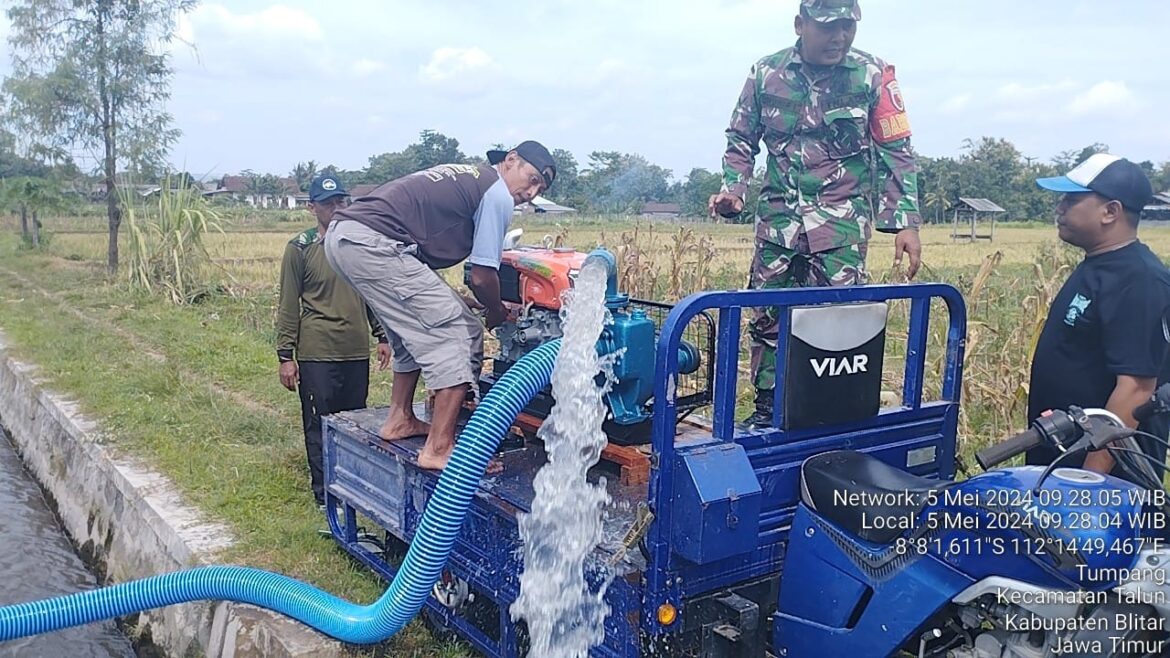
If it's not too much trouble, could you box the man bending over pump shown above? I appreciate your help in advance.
[323,141,556,472]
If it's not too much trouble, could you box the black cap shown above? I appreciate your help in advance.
[486,140,556,189]
[1036,153,1153,213]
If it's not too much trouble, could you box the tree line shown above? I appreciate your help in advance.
[920,139,1170,224]
[281,131,1170,223]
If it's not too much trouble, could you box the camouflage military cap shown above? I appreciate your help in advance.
[800,0,862,22]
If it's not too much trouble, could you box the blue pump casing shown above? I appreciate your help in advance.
[586,248,699,426]
[599,308,656,425]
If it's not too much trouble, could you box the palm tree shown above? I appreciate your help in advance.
[924,190,951,225]
[292,160,319,192]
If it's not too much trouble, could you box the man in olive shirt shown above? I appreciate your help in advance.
[276,174,391,507]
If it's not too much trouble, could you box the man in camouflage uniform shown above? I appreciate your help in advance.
[709,0,923,427]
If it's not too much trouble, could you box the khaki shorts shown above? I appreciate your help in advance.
[324,219,484,392]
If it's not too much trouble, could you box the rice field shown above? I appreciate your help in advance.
[23,211,1170,460]
[47,217,1170,290]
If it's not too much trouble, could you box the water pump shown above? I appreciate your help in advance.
[464,234,708,444]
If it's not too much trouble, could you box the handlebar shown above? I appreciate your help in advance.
[977,404,1159,491]
[975,406,1100,472]
[972,390,1170,496]
[1135,383,1170,424]
[975,428,1044,469]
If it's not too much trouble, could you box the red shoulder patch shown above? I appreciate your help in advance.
[870,65,912,144]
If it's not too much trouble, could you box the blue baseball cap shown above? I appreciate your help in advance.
[1036,153,1153,212]
[309,174,347,202]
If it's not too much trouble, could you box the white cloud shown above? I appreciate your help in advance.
[419,47,494,83]
[940,94,971,113]
[976,80,1079,124]
[194,110,223,124]
[418,47,498,97]
[947,78,1141,127]
[1066,81,1137,116]
[580,58,652,89]
[995,80,1077,102]
[352,58,385,77]
[171,4,329,79]
[191,4,322,41]
[594,58,629,80]
[990,108,1055,124]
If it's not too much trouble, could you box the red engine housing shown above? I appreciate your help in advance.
[498,247,587,310]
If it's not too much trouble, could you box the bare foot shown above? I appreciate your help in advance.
[379,414,431,442]
[416,442,454,471]
[415,447,504,476]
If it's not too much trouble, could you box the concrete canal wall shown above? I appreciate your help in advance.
[0,330,345,658]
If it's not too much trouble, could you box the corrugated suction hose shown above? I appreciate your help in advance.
[0,339,561,644]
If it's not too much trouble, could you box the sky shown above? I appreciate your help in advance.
[1,0,1168,182]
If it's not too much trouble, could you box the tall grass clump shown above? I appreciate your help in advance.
[121,176,225,304]
[916,240,1080,460]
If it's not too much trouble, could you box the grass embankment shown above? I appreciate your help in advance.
[0,233,466,657]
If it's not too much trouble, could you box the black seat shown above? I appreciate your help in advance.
[801,450,950,544]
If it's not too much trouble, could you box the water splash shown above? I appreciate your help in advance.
[511,260,614,657]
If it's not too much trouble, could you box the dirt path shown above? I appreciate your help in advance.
[0,266,281,419]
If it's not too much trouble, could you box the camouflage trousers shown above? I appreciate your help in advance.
[748,236,869,393]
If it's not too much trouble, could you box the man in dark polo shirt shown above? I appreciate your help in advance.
[277,174,392,507]
[1025,154,1170,475]
[324,141,555,472]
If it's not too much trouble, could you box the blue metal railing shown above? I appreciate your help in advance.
[642,283,967,634]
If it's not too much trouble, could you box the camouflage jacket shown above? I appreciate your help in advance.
[720,44,921,253]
